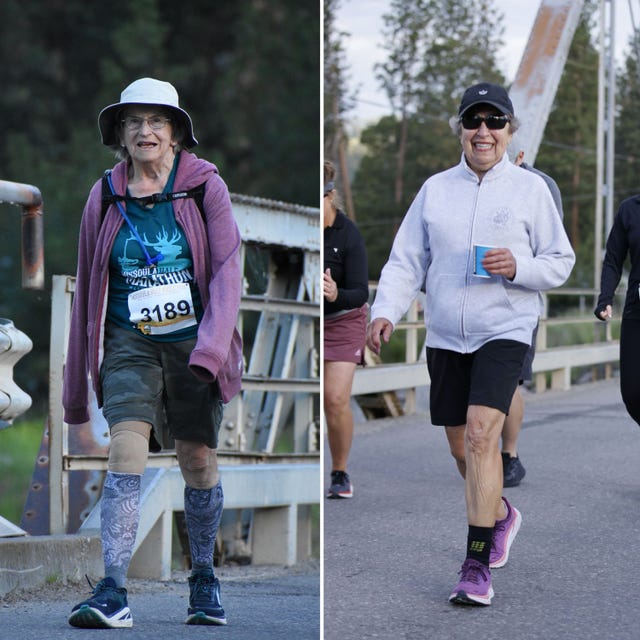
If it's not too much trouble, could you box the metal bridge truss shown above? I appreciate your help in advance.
[23,193,320,573]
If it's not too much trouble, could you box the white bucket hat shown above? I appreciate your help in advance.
[98,77,198,148]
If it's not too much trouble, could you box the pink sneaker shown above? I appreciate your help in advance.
[448,558,493,606]
[490,497,522,568]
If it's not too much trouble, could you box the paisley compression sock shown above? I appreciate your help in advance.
[101,471,141,588]
[184,481,224,573]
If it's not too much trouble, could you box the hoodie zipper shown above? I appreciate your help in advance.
[460,179,482,350]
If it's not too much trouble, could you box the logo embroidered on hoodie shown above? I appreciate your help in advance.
[492,207,511,228]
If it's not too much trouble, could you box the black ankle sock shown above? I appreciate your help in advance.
[467,525,493,566]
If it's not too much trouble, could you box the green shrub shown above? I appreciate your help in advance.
[0,416,45,526]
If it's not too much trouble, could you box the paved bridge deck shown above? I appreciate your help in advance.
[324,378,639,640]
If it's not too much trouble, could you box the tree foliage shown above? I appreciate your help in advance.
[0,0,319,411]
[353,0,505,277]
[324,0,354,162]
[349,1,623,290]
[615,27,640,206]
[535,7,599,288]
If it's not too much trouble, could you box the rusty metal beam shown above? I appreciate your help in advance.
[0,180,45,290]
[508,0,585,164]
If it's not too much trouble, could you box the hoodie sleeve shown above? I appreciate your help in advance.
[189,172,242,382]
[62,180,103,424]
[597,201,630,308]
[370,182,429,326]
[510,183,575,291]
[335,221,369,310]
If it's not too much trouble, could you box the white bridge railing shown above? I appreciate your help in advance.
[354,287,621,415]
[45,193,321,574]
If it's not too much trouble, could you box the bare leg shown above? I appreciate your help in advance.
[465,405,506,527]
[445,423,507,522]
[324,360,357,471]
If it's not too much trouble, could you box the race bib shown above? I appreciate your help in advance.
[128,283,197,335]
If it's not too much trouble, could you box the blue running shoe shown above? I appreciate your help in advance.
[186,569,227,625]
[68,577,132,628]
[327,470,353,499]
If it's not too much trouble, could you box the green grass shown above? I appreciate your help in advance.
[0,415,45,526]
[545,314,620,348]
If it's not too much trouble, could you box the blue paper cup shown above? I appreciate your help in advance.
[473,245,494,277]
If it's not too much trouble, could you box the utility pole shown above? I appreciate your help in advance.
[595,0,615,293]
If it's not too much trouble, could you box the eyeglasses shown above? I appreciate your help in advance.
[122,115,172,131]
[460,113,511,130]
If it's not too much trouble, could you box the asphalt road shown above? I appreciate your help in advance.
[4,377,637,640]
[1,562,319,639]
[324,378,640,640]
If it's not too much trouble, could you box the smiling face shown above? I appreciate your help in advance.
[460,106,513,177]
[120,106,177,167]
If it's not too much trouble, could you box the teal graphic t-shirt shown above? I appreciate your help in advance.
[106,158,204,341]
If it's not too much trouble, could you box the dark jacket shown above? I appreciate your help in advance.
[597,194,640,320]
[323,211,368,316]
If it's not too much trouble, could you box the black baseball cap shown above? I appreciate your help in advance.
[458,82,514,117]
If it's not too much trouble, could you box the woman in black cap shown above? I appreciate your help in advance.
[64,78,243,628]
[367,82,574,606]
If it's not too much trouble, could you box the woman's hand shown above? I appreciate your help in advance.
[323,268,338,302]
[366,317,394,355]
[482,247,517,280]
[595,304,612,321]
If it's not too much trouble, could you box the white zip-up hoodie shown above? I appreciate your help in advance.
[371,153,575,353]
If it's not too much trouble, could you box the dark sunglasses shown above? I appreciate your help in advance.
[460,113,511,130]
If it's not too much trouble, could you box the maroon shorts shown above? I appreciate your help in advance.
[324,304,367,364]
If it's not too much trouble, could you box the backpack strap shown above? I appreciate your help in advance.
[100,170,207,224]
[100,170,114,221]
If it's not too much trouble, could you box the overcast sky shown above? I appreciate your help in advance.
[335,0,636,126]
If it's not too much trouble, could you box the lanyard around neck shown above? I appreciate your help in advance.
[105,171,164,268]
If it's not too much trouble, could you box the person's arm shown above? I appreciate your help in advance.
[365,317,393,355]
[509,184,575,291]
[333,225,368,309]
[370,184,429,327]
[190,174,242,382]
[594,205,629,320]
[62,182,102,424]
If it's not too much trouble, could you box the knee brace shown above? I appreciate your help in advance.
[176,441,219,489]
[108,422,151,475]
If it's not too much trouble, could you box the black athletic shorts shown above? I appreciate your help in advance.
[100,323,223,450]
[426,339,529,426]
[520,323,539,383]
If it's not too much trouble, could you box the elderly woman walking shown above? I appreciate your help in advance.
[64,78,242,628]
[367,83,574,606]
